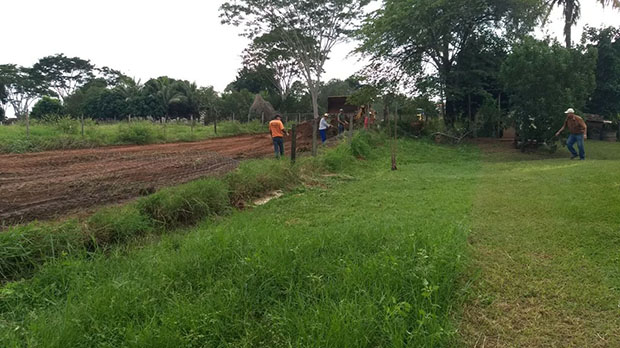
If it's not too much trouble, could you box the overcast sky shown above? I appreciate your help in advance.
[1,0,619,117]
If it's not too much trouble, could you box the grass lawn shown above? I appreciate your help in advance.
[460,140,620,347]
[1,137,619,347]
[0,140,479,347]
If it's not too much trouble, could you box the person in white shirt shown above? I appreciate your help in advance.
[319,113,332,143]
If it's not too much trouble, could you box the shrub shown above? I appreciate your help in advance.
[87,205,153,246]
[138,179,230,228]
[323,143,354,171]
[116,123,158,145]
[351,131,373,159]
[0,221,85,280]
[54,116,80,135]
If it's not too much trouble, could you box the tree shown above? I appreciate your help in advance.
[500,37,597,142]
[583,26,620,118]
[0,64,48,119]
[544,0,620,48]
[221,0,371,155]
[242,31,301,111]
[357,0,542,125]
[30,96,64,119]
[33,54,95,102]
[227,66,276,95]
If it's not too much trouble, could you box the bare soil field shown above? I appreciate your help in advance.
[0,132,313,226]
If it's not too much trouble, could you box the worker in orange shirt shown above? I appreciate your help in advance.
[269,114,289,159]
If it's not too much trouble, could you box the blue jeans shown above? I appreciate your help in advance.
[273,137,284,158]
[566,134,585,159]
[338,124,345,134]
[320,129,327,143]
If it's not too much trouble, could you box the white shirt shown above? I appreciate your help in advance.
[319,118,330,130]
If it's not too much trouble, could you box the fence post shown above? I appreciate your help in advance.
[298,113,301,124]
[81,115,85,138]
[26,111,30,140]
[291,124,297,163]
[232,112,235,122]
[190,114,194,134]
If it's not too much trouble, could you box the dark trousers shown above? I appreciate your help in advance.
[273,137,284,158]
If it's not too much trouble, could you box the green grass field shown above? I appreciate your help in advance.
[0,119,268,153]
[1,138,619,347]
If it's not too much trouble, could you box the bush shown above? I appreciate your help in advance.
[226,160,299,204]
[138,179,230,228]
[323,143,354,171]
[351,131,373,159]
[116,123,159,145]
[87,205,153,246]
[0,221,85,280]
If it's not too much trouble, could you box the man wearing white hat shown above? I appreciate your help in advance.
[555,108,587,160]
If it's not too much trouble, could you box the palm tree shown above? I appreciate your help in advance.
[546,0,620,48]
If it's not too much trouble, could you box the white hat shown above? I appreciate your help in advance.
[564,108,575,114]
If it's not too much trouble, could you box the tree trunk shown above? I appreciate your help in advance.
[564,1,574,48]
[310,88,319,156]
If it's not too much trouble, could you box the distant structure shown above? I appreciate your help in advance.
[248,94,276,123]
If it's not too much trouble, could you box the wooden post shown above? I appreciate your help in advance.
[617,121,619,142]
[232,112,235,122]
[213,112,217,135]
[261,112,265,124]
[298,113,301,124]
[26,111,30,140]
[190,114,194,134]
[348,113,354,142]
[392,104,398,171]
[291,124,297,163]
[81,115,85,138]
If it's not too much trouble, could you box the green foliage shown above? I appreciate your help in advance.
[138,179,230,228]
[115,122,160,145]
[500,37,597,140]
[0,139,479,347]
[87,206,153,246]
[30,96,64,119]
[0,221,85,280]
[350,131,374,159]
[322,142,354,171]
[584,26,620,118]
[226,159,299,203]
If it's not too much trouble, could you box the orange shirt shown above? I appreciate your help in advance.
[269,119,285,137]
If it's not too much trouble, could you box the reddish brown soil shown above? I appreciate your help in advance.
[1,131,313,226]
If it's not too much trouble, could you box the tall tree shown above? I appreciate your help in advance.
[544,0,620,48]
[0,64,48,119]
[583,26,620,118]
[221,0,371,155]
[357,0,541,125]
[33,54,95,102]
[242,31,301,111]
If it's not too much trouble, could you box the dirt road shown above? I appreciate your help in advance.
[0,132,311,226]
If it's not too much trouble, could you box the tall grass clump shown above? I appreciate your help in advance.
[138,179,230,228]
[351,131,374,159]
[86,205,153,247]
[0,221,85,280]
[322,142,355,171]
[116,122,160,145]
[225,159,299,204]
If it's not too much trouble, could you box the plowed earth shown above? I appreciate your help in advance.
[1,132,313,226]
